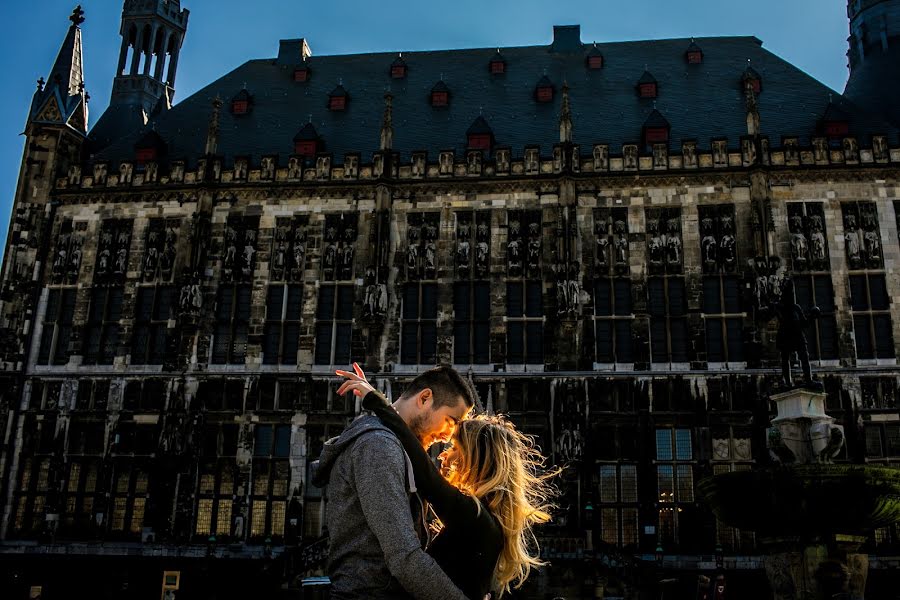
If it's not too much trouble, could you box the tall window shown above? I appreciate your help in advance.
[597,464,639,548]
[131,285,175,364]
[84,287,124,365]
[843,202,893,360]
[860,377,899,410]
[594,279,633,363]
[212,285,251,364]
[37,288,76,365]
[656,428,694,546]
[454,211,491,365]
[122,379,168,412]
[788,202,838,360]
[110,465,149,537]
[250,425,291,540]
[850,273,894,359]
[264,284,302,365]
[699,205,743,363]
[315,213,357,366]
[61,459,100,535]
[196,461,237,540]
[648,278,687,363]
[506,211,544,365]
[504,380,551,454]
[251,377,301,411]
[506,281,543,364]
[864,422,900,462]
[402,283,438,364]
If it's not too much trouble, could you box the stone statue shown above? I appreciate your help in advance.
[809,216,826,266]
[424,241,436,275]
[665,218,682,267]
[773,279,822,391]
[844,214,861,267]
[475,241,489,275]
[862,211,881,266]
[596,237,609,268]
[701,218,717,271]
[648,220,664,268]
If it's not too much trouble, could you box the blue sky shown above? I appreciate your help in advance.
[0,0,850,256]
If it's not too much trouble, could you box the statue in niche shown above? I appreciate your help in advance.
[475,240,489,275]
[54,233,70,278]
[345,155,359,178]
[495,149,510,173]
[593,145,609,171]
[713,141,727,165]
[507,237,522,275]
[94,163,108,185]
[344,224,357,243]
[68,165,81,186]
[596,236,609,269]
[647,219,663,268]
[316,156,331,180]
[555,272,569,315]
[552,147,563,172]
[412,154,425,177]
[527,237,541,273]
[809,215,827,266]
[241,231,256,275]
[742,138,757,165]
[477,221,489,241]
[171,162,185,183]
[323,242,337,272]
[292,229,306,273]
[69,238,82,279]
[844,214,862,268]
[234,159,247,180]
[119,162,133,185]
[525,149,539,174]
[773,278,822,391]
[790,216,808,268]
[457,235,471,271]
[683,142,697,168]
[784,139,799,163]
[261,157,275,180]
[653,144,667,168]
[424,221,438,241]
[665,218,681,268]
[364,282,387,319]
[97,247,111,277]
[862,211,881,266]
[571,145,580,172]
[844,137,859,160]
[340,243,355,278]
[115,246,128,274]
[288,157,302,180]
[439,152,453,175]
[223,226,237,274]
[424,241,436,275]
[701,217,718,272]
[623,145,637,170]
[813,138,828,163]
[873,136,889,161]
[325,225,338,243]
[614,220,628,267]
[509,219,521,238]
[406,243,419,275]
[144,245,159,279]
[145,161,158,183]
[719,216,736,270]
[467,151,481,174]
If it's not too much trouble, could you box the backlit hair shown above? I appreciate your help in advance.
[443,415,557,596]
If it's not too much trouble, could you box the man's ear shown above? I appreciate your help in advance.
[419,387,433,407]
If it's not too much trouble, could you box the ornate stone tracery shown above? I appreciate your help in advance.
[698,204,737,274]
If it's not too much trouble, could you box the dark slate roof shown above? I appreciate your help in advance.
[587,43,603,57]
[637,70,657,85]
[431,80,450,93]
[822,101,850,122]
[536,75,555,89]
[293,122,319,141]
[92,35,899,166]
[135,129,167,151]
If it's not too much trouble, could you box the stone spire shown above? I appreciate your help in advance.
[48,5,86,98]
[559,82,573,143]
[380,92,393,151]
[204,96,222,156]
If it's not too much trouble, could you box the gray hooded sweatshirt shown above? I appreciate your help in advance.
[312,414,469,600]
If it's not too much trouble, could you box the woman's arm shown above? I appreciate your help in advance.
[361,391,478,528]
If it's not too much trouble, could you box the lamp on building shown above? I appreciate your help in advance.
[206,534,217,558]
[655,544,664,564]
[714,544,724,570]
[264,536,273,558]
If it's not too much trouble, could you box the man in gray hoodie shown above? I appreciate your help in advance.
[312,365,476,600]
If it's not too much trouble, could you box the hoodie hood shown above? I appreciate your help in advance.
[311,414,417,492]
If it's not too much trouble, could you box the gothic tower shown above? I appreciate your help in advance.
[844,0,900,125]
[90,0,189,150]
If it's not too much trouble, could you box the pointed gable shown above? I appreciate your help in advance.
[467,116,494,150]
[328,84,349,111]
[586,43,604,69]
[535,75,555,103]
[231,89,253,115]
[685,40,703,64]
[431,80,450,107]
[820,101,851,137]
[637,70,658,98]
[643,108,670,144]
[294,122,321,157]
[134,130,167,163]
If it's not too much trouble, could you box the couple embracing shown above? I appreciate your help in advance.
[312,365,556,600]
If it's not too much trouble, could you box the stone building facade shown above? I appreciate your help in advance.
[2,1,900,598]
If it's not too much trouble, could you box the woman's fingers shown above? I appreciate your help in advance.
[352,362,367,381]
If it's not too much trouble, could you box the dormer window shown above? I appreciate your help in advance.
[294,66,311,82]
[742,66,762,95]
[637,71,658,99]
[820,102,850,138]
[390,55,407,79]
[535,76,554,103]
[134,130,167,166]
[489,50,506,75]
[294,122,321,157]
[328,84,349,111]
[642,109,670,145]
[586,44,603,69]
[231,89,253,115]
[685,40,703,64]
[136,148,156,163]
[431,81,450,107]
[466,116,494,151]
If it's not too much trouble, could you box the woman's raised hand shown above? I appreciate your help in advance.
[335,362,377,398]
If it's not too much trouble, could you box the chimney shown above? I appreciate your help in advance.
[277,38,313,65]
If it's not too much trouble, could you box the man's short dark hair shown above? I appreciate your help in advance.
[399,366,476,410]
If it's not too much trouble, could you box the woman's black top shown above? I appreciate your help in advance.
[363,392,503,600]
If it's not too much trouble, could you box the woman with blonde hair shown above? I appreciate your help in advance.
[336,364,556,600]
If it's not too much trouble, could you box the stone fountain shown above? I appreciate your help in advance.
[699,278,900,600]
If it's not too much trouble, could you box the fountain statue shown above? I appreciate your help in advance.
[700,260,900,599]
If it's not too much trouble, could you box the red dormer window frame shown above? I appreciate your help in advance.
[232,99,250,115]
[136,148,156,164]
[468,134,492,150]
[686,51,703,64]
[329,96,346,111]
[824,121,850,137]
[294,67,310,82]
[431,91,449,107]
[391,64,407,79]
[294,140,318,157]
[587,55,604,69]
[639,83,658,99]
[490,60,506,75]
[644,127,669,144]
[536,86,554,103]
